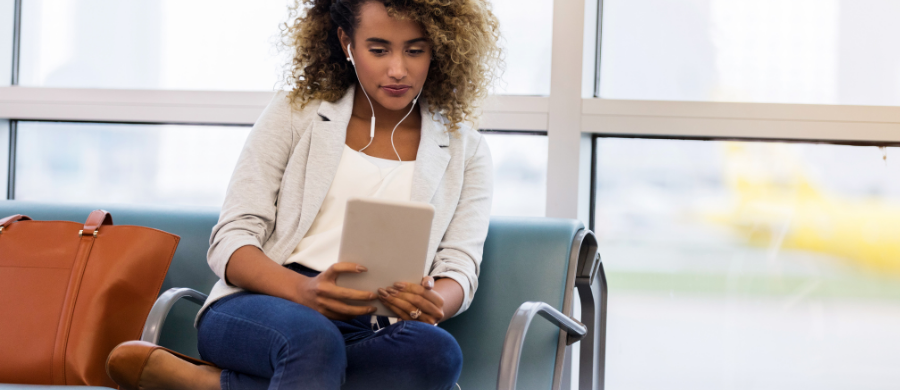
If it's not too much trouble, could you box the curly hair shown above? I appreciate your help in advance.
[280,0,502,133]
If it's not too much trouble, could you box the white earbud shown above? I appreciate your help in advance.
[346,44,356,66]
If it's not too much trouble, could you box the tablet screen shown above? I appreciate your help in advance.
[335,197,435,316]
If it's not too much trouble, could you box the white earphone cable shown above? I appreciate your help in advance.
[347,43,421,162]
[388,89,421,161]
[348,44,378,154]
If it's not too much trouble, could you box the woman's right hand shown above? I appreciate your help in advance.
[295,262,377,321]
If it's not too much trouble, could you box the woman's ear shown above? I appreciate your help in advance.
[337,27,351,58]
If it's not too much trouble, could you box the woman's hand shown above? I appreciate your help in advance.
[295,262,378,321]
[378,276,445,325]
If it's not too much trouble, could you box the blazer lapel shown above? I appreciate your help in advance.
[297,88,355,235]
[410,100,451,204]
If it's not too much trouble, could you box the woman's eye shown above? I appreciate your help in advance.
[408,49,425,55]
[369,49,387,55]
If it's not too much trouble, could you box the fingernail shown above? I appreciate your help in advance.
[378,288,389,297]
[387,287,399,296]
[394,282,406,289]
[357,265,368,272]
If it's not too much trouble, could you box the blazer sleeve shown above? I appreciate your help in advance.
[207,92,293,285]
[430,134,494,315]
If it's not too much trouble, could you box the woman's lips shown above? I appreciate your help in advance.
[382,86,411,96]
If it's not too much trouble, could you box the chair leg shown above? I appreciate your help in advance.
[576,260,607,390]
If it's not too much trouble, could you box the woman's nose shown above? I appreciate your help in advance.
[387,53,407,81]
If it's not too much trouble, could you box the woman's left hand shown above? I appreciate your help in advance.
[378,276,445,325]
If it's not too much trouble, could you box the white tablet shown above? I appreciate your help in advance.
[335,197,435,316]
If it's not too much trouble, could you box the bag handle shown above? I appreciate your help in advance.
[80,210,113,237]
[0,214,33,233]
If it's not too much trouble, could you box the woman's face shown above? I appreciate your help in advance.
[339,2,432,112]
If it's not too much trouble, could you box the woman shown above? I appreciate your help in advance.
[106,0,501,389]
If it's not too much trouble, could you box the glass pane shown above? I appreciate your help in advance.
[17,123,548,214]
[599,0,900,106]
[0,0,13,86]
[594,137,900,389]
[490,0,553,96]
[16,122,249,207]
[482,132,547,216]
[18,0,552,95]
[19,0,288,90]
[0,120,8,197]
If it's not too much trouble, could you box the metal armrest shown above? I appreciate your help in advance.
[140,288,208,344]
[497,301,587,390]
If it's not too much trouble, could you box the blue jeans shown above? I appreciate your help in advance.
[196,264,463,390]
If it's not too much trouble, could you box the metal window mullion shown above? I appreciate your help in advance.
[11,0,21,85]
[7,120,15,200]
[593,0,605,98]
[588,133,597,232]
[7,0,22,199]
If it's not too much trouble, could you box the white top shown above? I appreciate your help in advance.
[285,144,416,271]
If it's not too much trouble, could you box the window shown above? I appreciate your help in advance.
[16,121,249,206]
[17,0,556,96]
[482,132,548,216]
[598,0,900,106]
[594,137,900,388]
[490,0,554,96]
[16,122,549,217]
[19,0,289,90]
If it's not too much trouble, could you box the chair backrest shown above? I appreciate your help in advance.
[1,202,586,389]
[0,201,220,358]
[441,217,585,390]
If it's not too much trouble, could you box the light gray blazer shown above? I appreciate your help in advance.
[197,86,494,323]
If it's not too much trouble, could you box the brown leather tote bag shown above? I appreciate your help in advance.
[0,210,179,387]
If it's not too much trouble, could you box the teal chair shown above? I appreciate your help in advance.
[0,201,606,390]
